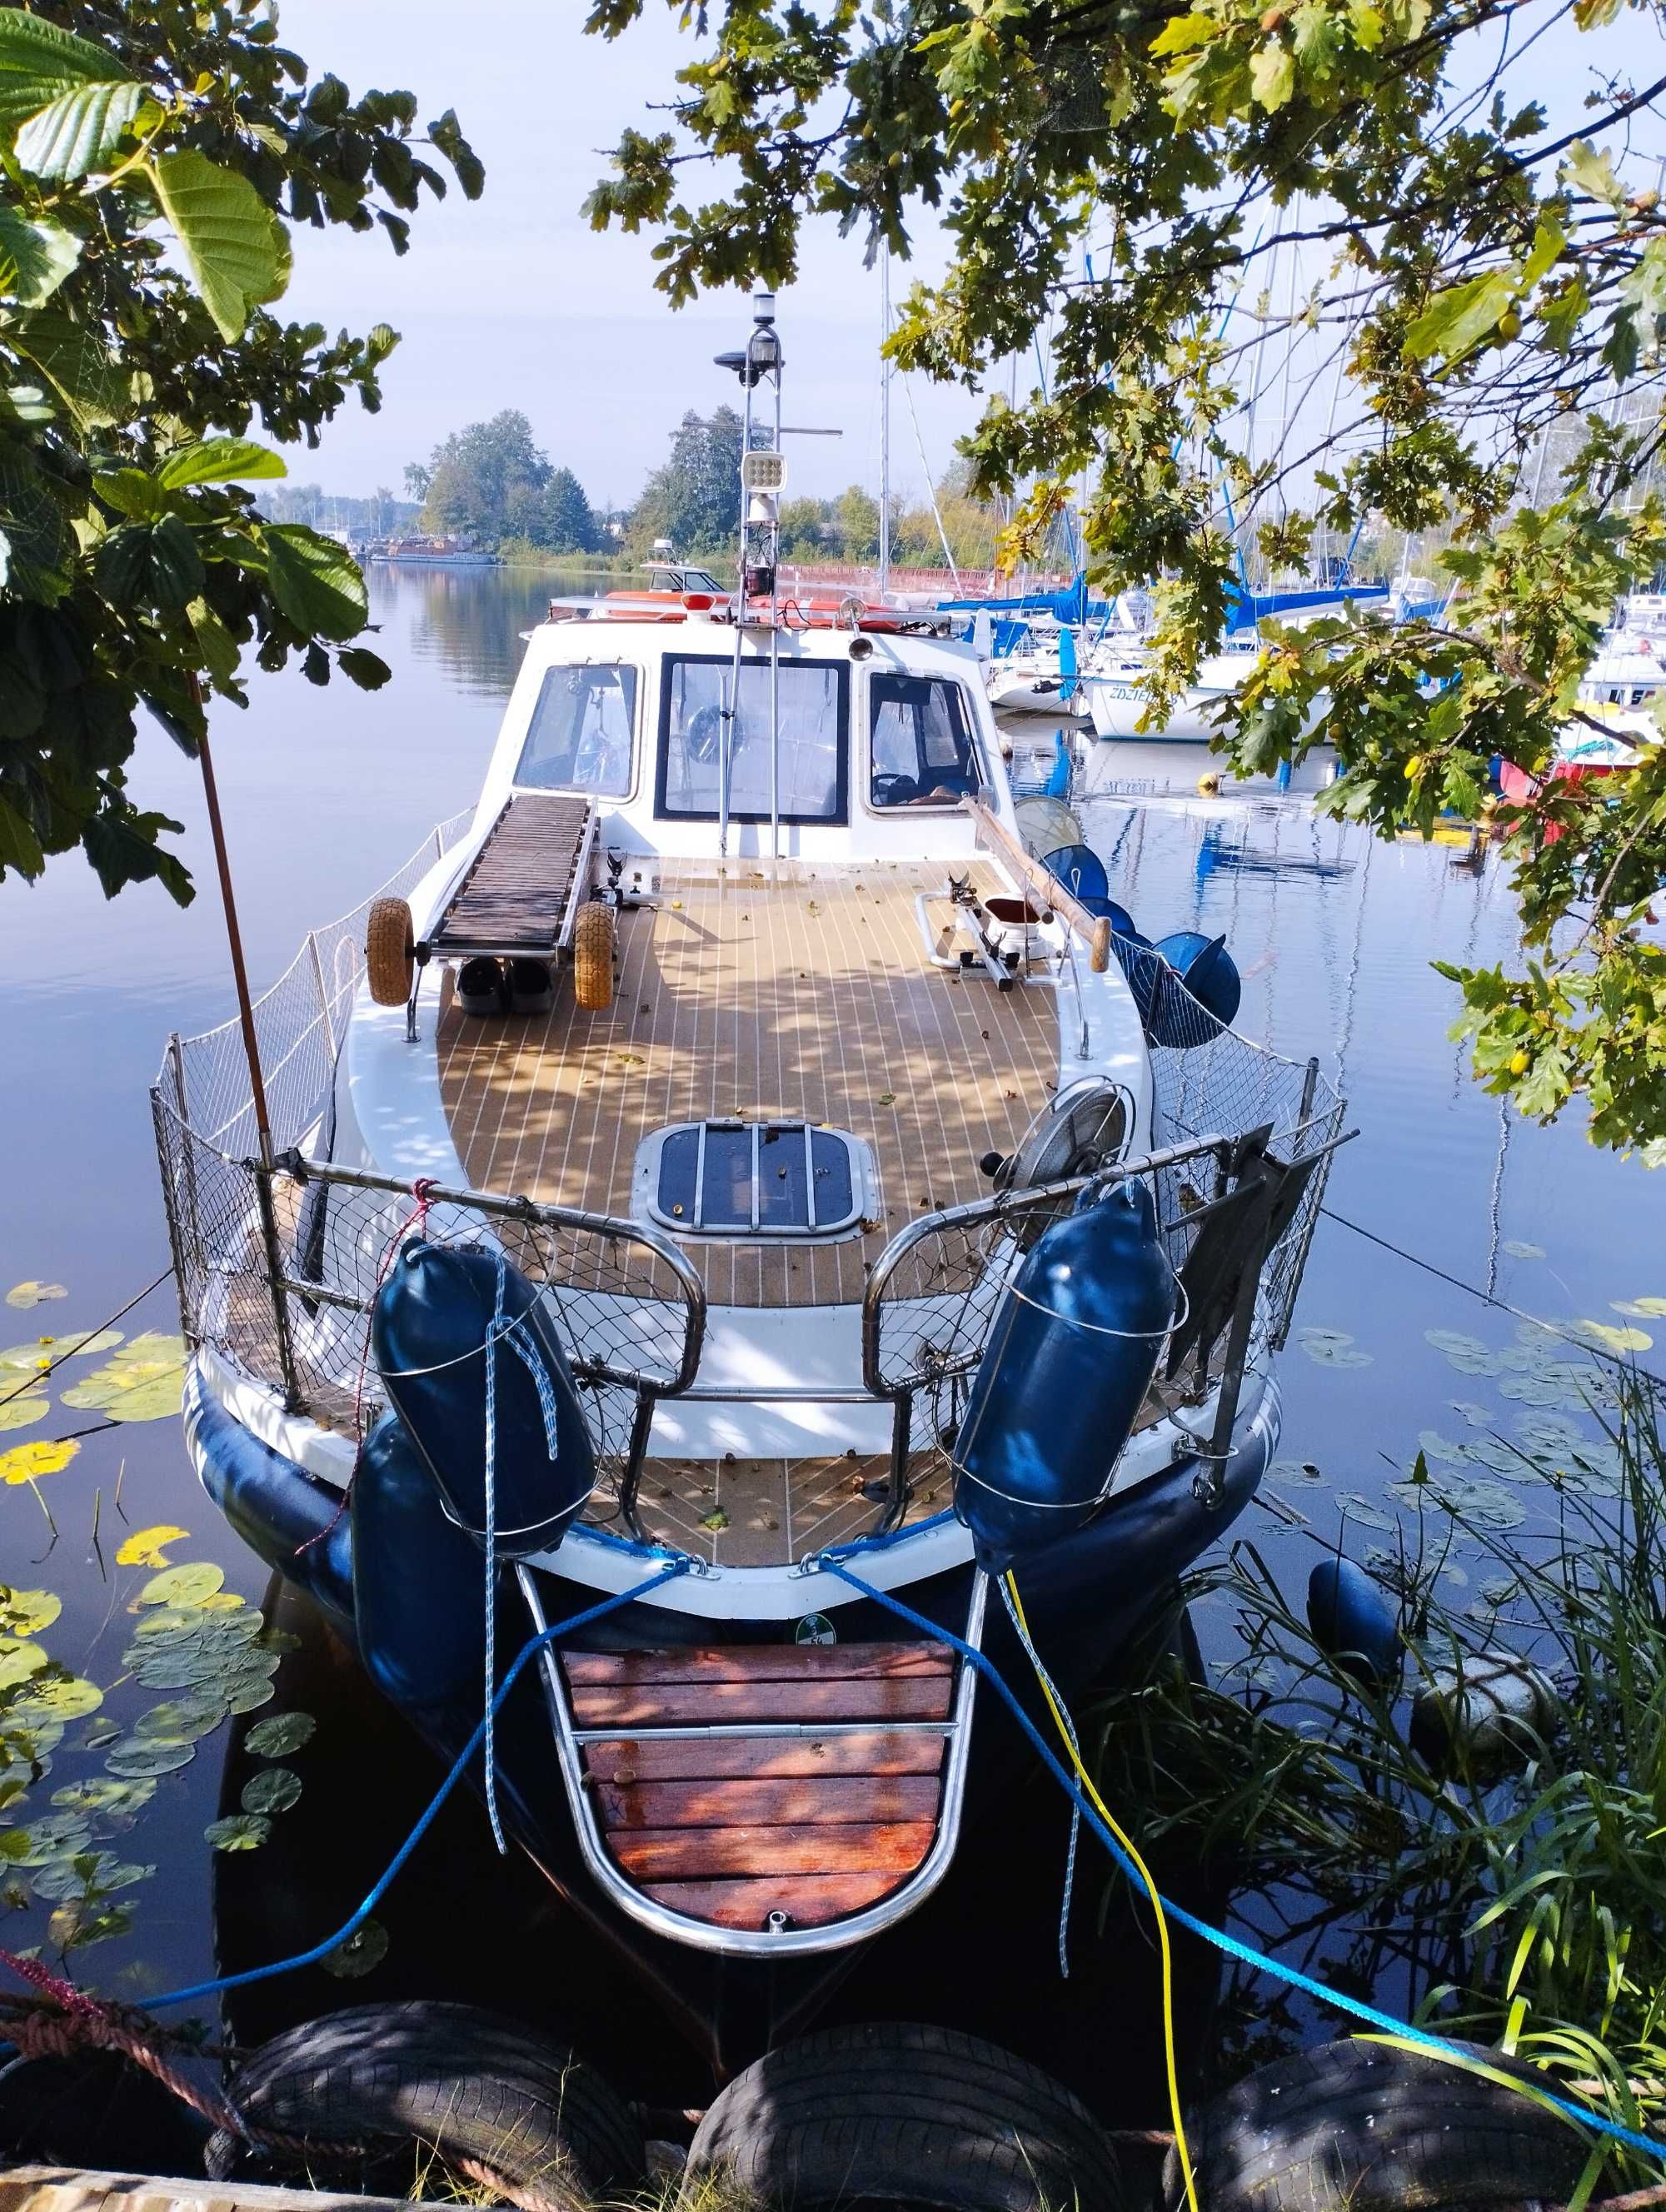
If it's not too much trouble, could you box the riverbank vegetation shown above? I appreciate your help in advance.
[1093,1358,1666,2190]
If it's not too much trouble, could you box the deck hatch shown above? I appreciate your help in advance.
[638,1119,870,1239]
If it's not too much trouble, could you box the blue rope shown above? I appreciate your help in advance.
[821,1560,1666,2171]
[134,1562,687,2014]
[483,1256,506,1853]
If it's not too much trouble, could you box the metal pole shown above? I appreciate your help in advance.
[771,347,782,862]
[307,932,337,1064]
[252,1159,303,1411]
[723,336,757,860]
[879,252,891,600]
[196,710,277,1168]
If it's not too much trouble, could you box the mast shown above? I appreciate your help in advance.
[715,292,786,859]
[879,252,892,599]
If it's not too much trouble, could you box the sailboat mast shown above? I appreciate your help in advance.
[879,252,892,598]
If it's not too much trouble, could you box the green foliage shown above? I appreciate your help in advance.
[631,405,743,555]
[0,2,481,904]
[582,0,1666,1155]
[414,410,599,554]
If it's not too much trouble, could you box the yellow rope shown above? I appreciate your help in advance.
[1004,1570,1200,2212]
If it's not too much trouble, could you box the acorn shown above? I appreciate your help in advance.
[1509,1049,1530,1075]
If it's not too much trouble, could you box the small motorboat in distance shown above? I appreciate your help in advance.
[153,295,1349,2072]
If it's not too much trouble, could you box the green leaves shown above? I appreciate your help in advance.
[0,207,79,304]
[427,108,484,199]
[16,79,142,181]
[262,524,369,640]
[157,438,287,491]
[1404,272,1516,362]
[148,149,287,341]
[0,9,128,135]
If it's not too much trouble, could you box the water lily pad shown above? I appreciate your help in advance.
[241,1766,302,1816]
[6,1283,66,1309]
[227,1677,277,1715]
[51,1777,155,1815]
[1299,1327,1374,1368]
[104,1739,194,1778]
[137,1562,224,1608]
[135,1696,227,1745]
[12,1675,102,1723]
[1612,1296,1666,1319]
[59,1334,187,1422]
[1479,1576,1518,1607]
[1461,1482,1528,1531]
[246,1711,316,1757]
[129,1656,217,1692]
[1501,1241,1545,1260]
[9,1814,92,1865]
[0,1637,48,1691]
[1416,1429,1466,1465]
[132,1604,210,1641]
[320,1919,389,1979]
[198,1592,247,1612]
[1425,1328,1490,1359]
[1267,1457,1325,1487]
[1449,1401,1494,1427]
[0,1437,78,1485]
[1497,1375,1566,1405]
[80,1720,120,1751]
[0,1397,48,1433]
[205,1814,270,1851]
[32,1853,153,1901]
[115,1526,190,1570]
[1565,1318,1654,1355]
[0,1589,60,1637]
[1335,1492,1395,1531]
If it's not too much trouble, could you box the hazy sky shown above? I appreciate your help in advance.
[271,0,1664,516]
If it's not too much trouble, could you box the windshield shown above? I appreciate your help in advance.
[516,664,637,796]
[657,655,848,824]
[868,674,983,809]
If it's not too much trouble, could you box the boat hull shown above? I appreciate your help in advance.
[184,1363,1279,2070]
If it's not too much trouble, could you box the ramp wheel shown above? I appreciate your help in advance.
[365,896,415,1008]
[685,2021,1124,2211]
[572,900,615,1012]
[206,2000,644,2206]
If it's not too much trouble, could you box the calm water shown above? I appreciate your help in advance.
[1,564,1660,2070]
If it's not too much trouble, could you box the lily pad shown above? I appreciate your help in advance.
[245,1711,316,1757]
[1461,1482,1528,1531]
[227,1677,277,1715]
[51,1777,155,1815]
[135,1696,227,1745]
[0,1397,49,1433]
[241,1766,302,1816]
[1267,1457,1325,1487]
[1416,1429,1466,1465]
[137,1562,224,1608]
[8,1814,92,1865]
[0,1437,79,1485]
[1501,1241,1545,1260]
[5,1283,66,1309]
[1449,1401,1494,1427]
[1335,1492,1395,1532]
[205,1813,270,1851]
[1497,1375,1566,1405]
[0,1589,60,1637]
[0,1637,48,1691]
[32,1853,153,1901]
[59,1333,187,1422]
[12,1675,103,1723]
[115,1525,190,1570]
[1612,1296,1666,1319]
[104,1739,194,1778]
[320,1918,389,1979]
[1425,1328,1491,1359]
[1565,1318,1654,1356]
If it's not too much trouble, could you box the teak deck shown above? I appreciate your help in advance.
[568,1640,954,1931]
[431,795,593,958]
[435,858,1059,1307]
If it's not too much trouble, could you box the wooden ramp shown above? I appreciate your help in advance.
[566,1642,954,1934]
[430,795,594,959]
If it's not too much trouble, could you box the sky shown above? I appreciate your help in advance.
[270,0,980,513]
[269,0,1666,520]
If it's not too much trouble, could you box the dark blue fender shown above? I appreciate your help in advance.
[352,1408,488,1720]
[184,1368,354,1625]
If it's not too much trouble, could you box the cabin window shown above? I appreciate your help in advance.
[636,1119,872,1238]
[656,655,848,824]
[867,675,984,809]
[516,665,637,796]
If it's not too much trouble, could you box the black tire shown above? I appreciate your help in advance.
[207,2000,644,2208]
[1163,2037,1593,2211]
[684,2020,1124,2212]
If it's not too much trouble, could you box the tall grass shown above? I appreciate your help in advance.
[1091,1368,1666,2186]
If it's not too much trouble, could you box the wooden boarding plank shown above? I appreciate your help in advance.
[582,1731,945,1781]
[643,1872,903,1931]
[611,1821,935,1879]
[564,1642,954,1687]
[569,1676,954,1729]
[433,795,593,954]
[595,1774,941,1830]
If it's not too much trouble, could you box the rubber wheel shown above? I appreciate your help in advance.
[683,2021,1124,2212]
[207,2000,645,2208]
[571,900,615,1012]
[1163,2037,1593,2210]
[366,896,415,1007]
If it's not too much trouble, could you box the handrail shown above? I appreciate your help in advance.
[267,1154,709,1400]
[962,795,1113,973]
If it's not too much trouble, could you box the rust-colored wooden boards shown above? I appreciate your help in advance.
[432,795,592,956]
[570,1638,954,1931]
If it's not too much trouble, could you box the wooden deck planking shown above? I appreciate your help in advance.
[569,1675,955,1727]
[594,1774,941,1829]
[581,1731,945,1781]
[434,859,1058,1308]
[610,1821,936,1878]
[625,1447,951,1569]
[565,1642,953,1685]
[642,1871,902,1929]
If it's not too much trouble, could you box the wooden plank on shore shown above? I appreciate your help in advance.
[611,1821,935,1879]
[582,1731,945,1781]
[0,2170,453,2212]
[643,1871,904,1930]
[596,1773,940,1830]
[569,1676,954,1728]
[563,1642,953,1686]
